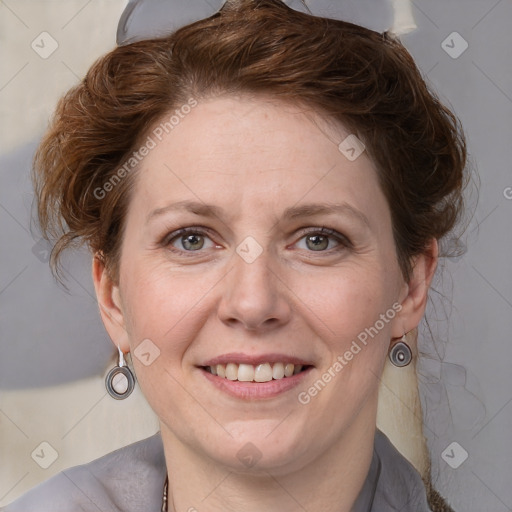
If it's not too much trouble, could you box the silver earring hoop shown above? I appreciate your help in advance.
[105,346,136,399]
[389,337,412,367]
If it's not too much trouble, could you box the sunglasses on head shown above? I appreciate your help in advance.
[117,0,416,46]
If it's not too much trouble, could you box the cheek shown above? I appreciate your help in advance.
[120,260,217,352]
[290,256,401,400]
[119,264,211,413]
[297,261,398,336]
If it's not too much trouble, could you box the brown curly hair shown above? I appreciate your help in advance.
[34,0,467,286]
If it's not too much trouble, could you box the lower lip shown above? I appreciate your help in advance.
[199,367,313,400]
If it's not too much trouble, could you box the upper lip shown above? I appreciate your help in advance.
[201,353,313,367]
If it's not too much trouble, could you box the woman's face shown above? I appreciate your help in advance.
[96,95,425,473]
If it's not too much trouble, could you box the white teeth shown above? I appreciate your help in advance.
[272,362,285,379]
[237,363,255,382]
[226,363,238,381]
[254,363,273,382]
[206,362,306,382]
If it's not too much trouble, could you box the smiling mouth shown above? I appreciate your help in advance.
[202,362,311,383]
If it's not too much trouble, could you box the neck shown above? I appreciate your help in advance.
[160,403,378,512]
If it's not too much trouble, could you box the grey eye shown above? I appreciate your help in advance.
[180,234,205,251]
[305,234,330,251]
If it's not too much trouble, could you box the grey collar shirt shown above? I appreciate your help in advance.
[3,429,432,512]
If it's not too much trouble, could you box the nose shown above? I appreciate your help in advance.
[217,249,292,332]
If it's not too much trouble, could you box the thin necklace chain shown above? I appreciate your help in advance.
[162,475,168,512]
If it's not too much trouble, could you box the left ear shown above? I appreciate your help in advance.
[392,238,439,338]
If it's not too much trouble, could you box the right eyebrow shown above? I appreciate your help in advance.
[146,200,225,225]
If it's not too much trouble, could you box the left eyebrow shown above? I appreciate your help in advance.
[281,203,371,228]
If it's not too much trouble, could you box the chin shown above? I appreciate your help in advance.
[202,419,318,474]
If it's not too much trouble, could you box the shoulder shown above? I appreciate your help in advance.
[2,433,166,512]
[372,429,433,512]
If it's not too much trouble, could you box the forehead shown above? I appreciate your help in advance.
[130,95,389,225]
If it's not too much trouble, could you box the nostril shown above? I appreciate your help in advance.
[223,316,280,331]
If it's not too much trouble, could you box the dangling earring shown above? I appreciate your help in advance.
[105,345,136,399]
[388,334,412,367]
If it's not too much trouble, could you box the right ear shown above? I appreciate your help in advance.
[92,254,130,353]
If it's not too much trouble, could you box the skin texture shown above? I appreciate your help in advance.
[93,95,437,512]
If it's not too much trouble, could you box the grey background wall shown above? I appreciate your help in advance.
[1,1,511,510]
[0,1,162,506]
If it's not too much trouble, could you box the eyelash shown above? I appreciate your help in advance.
[162,226,352,256]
